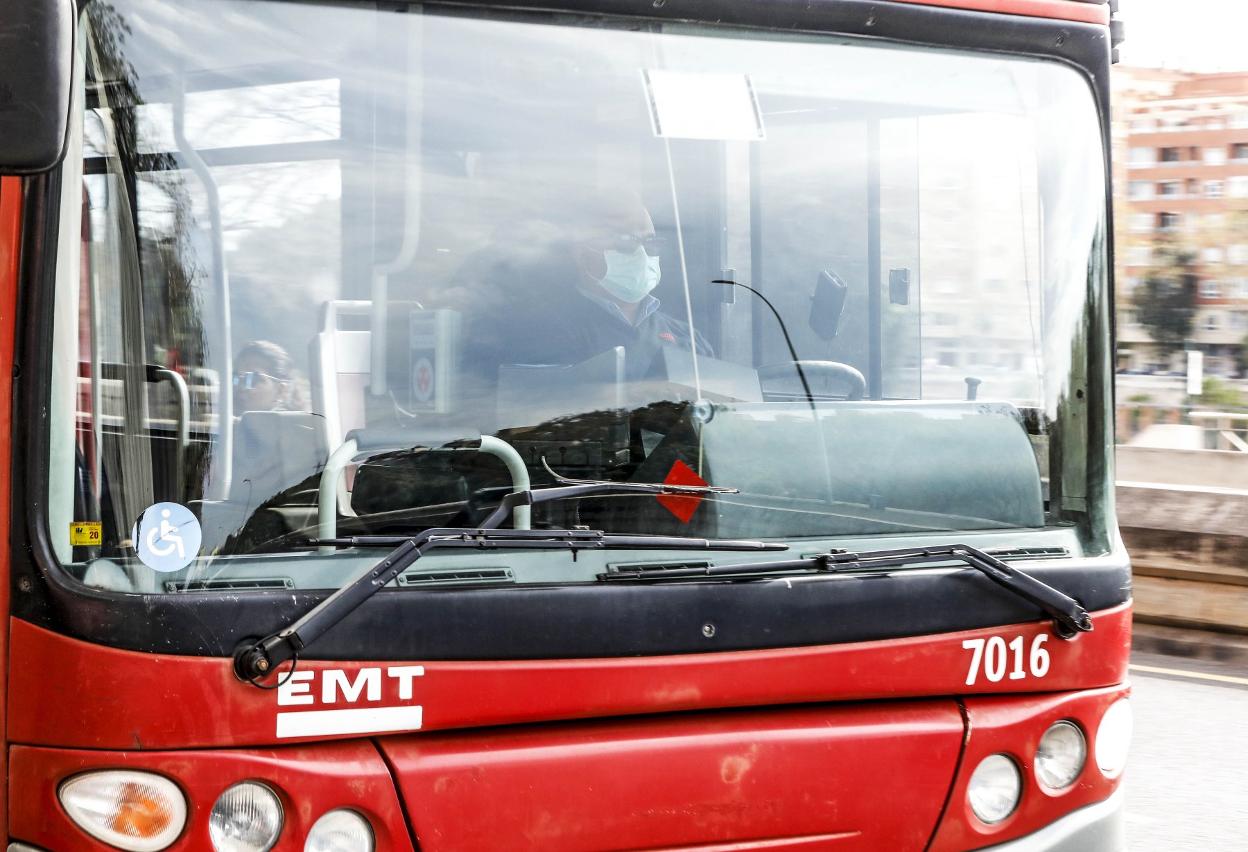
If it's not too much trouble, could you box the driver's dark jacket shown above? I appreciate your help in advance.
[465,248,712,380]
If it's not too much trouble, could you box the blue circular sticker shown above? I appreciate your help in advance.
[132,502,201,573]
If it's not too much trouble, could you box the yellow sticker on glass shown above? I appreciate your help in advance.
[70,522,102,546]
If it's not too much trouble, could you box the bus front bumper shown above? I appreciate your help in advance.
[977,788,1126,852]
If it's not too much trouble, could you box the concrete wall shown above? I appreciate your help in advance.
[1117,481,1248,633]
[1117,445,1248,490]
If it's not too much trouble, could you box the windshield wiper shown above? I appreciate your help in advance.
[233,473,764,685]
[601,544,1093,640]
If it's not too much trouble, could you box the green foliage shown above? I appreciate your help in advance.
[1190,377,1246,409]
[1133,241,1197,359]
[1126,393,1153,404]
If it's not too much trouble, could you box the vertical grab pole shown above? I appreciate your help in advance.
[867,118,883,400]
[369,13,424,398]
[173,81,233,498]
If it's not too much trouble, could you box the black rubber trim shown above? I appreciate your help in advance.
[17,558,1130,659]
[13,0,1119,660]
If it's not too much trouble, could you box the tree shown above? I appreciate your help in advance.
[1133,239,1198,362]
[1238,332,1248,378]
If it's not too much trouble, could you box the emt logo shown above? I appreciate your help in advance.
[274,665,425,738]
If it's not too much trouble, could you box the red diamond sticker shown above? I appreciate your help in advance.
[657,459,708,523]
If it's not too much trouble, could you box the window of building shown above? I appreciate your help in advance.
[1158,211,1181,230]
[1159,146,1181,163]
[1204,247,1225,264]
[1126,246,1152,266]
[1200,279,1223,298]
[1129,147,1156,166]
[1129,117,1156,132]
[1204,147,1228,166]
[1233,278,1248,299]
[1206,213,1226,230]
[1230,244,1248,265]
[1233,143,1248,160]
[1232,312,1248,331]
[1230,176,1248,198]
[1206,180,1225,198]
[1157,180,1181,197]
[1128,213,1151,232]
[1202,313,1220,331]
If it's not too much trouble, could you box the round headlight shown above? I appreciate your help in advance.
[967,754,1022,825]
[209,782,283,852]
[1035,721,1086,790]
[1095,698,1132,777]
[59,770,187,852]
[305,810,375,852]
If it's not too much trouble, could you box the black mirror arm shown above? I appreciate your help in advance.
[710,280,815,405]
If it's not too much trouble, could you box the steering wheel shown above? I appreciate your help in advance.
[757,360,867,401]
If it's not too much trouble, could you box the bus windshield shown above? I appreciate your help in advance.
[49,0,1110,594]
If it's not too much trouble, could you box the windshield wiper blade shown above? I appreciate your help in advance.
[234,525,782,685]
[602,543,1093,640]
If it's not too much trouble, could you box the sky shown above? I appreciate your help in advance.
[1118,0,1248,71]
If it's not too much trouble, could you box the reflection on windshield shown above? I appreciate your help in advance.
[50,0,1108,594]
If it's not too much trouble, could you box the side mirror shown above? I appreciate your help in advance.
[809,270,848,341]
[0,0,73,174]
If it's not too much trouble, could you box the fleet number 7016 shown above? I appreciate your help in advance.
[962,634,1050,686]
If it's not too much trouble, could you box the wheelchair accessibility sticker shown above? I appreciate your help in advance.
[132,502,201,573]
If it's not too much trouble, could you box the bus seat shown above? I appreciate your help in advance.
[230,410,328,507]
[309,300,373,456]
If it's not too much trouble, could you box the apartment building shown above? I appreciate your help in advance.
[1116,68,1248,377]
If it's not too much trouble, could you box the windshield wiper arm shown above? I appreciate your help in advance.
[602,543,1093,640]
[234,520,779,686]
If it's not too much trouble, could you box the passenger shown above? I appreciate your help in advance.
[232,340,304,414]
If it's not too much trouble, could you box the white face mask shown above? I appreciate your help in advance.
[598,246,661,303]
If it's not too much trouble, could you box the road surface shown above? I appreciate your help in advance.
[1124,651,1248,851]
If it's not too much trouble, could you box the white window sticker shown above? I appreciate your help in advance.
[643,70,765,141]
[963,634,1050,686]
[132,502,201,573]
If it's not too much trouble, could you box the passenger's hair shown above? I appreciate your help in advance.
[237,339,294,380]
[236,339,306,410]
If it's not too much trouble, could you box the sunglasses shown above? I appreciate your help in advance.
[232,370,285,390]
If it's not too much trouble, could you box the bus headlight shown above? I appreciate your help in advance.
[1035,720,1086,790]
[967,754,1021,824]
[59,770,187,852]
[1095,698,1132,777]
[209,782,283,852]
[305,810,375,852]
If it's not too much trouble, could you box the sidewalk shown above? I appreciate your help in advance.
[1132,622,1248,666]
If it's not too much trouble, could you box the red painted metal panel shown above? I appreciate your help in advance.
[886,0,1109,25]
[379,702,964,851]
[8,741,414,851]
[8,603,1130,750]
[0,175,24,844]
[928,685,1129,850]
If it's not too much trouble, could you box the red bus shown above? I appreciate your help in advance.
[0,0,1130,849]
